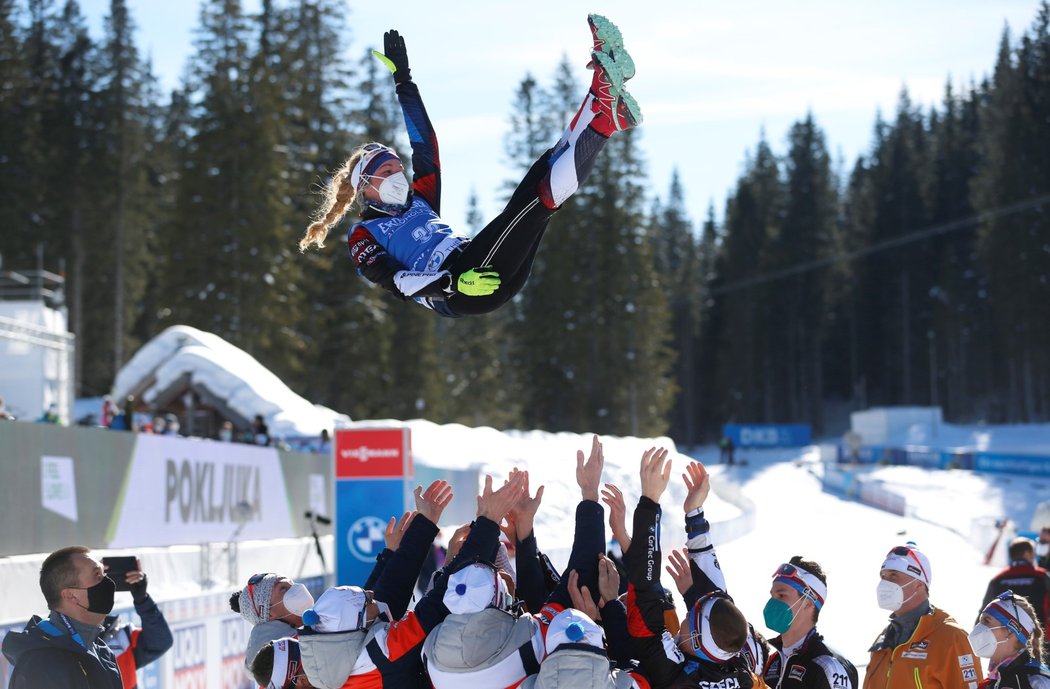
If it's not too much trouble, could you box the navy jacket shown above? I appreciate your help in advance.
[3,615,123,689]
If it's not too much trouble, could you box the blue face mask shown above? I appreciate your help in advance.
[763,597,798,634]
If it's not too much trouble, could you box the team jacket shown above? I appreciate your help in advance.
[624,497,763,689]
[346,77,470,307]
[299,515,499,689]
[101,595,173,689]
[864,606,983,689]
[762,631,857,689]
[2,614,123,689]
[979,561,1050,631]
[978,651,1050,689]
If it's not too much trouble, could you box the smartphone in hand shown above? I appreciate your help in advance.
[102,556,137,592]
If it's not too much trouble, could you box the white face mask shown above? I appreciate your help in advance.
[876,579,916,612]
[968,623,1003,658]
[283,583,315,617]
[376,172,409,206]
[1037,542,1049,558]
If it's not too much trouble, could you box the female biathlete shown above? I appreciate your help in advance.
[298,16,640,317]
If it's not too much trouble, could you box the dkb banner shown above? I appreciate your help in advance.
[723,423,812,448]
[333,427,413,587]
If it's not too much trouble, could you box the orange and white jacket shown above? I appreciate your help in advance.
[864,606,983,689]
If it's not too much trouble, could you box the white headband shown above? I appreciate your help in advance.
[349,145,398,191]
[269,638,296,689]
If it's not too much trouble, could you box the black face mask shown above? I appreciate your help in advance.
[78,576,116,615]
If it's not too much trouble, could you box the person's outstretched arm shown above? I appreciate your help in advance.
[414,472,526,633]
[541,436,606,615]
[506,469,548,613]
[377,30,441,212]
[622,448,688,689]
[372,480,453,620]
[127,567,173,668]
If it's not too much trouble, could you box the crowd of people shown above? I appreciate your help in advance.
[217,437,1050,689]
[3,437,1050,688]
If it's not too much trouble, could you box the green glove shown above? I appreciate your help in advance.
[457,267,501,297]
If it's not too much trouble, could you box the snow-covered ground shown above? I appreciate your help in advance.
[349,418,1048,682]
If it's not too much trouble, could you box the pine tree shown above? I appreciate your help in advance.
[650,171,701,444]
[973,12,1050,421]
[0,0,33,261]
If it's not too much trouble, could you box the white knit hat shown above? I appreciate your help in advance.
[443,563,512,615]
[237,573,281,626]
[301,586,369,632]
[544,609,604,655]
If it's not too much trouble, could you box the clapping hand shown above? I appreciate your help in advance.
[414,479,454,524]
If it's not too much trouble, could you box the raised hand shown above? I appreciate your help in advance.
[665,548,693,596]
[476,472,526,522]
[576,434,605,502]
[567,569,601,622]
[600,483,631,554]
[639,447,672,502]
[414,479,454,524]
[384,511,415,551]
[683,461,711,513]
[509,470,544,540]
[445,523,472,561]
[597,554,621,606]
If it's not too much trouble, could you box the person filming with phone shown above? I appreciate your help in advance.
[1,547,172,689]
[99,556,173,689]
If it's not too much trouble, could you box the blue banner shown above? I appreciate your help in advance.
[334,479,407,587]
[723,423,811,448]
[974,453,1050,477]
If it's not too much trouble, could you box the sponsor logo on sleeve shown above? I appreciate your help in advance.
[958,654,974,667]
[789,665,806,681]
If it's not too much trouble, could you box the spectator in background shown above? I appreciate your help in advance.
[0,396,14,420]
[151,416,166,435]
[163,413,180,436]
[864,542,982,689]
[2,546,123,688]
[38,403,60,424]
[101,560,173,689]
[218,420,234,442]
[252,414,270,446]
[720,435,736,466]
[317,428,331,454]
[1038,528,1050,570]
[980,537,1050,636]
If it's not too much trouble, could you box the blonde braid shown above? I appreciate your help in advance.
[1014,596,1044,665]
[299,148,368,252]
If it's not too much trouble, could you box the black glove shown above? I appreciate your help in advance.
[383,29,411,83]
[130,573,149,604]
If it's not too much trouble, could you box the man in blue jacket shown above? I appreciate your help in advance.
[2,546,124,688]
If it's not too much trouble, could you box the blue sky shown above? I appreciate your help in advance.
[77,0,1043,233]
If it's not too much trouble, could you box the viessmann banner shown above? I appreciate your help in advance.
[108,434,295,547]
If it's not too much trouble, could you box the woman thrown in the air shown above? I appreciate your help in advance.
[299,16,640,318]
